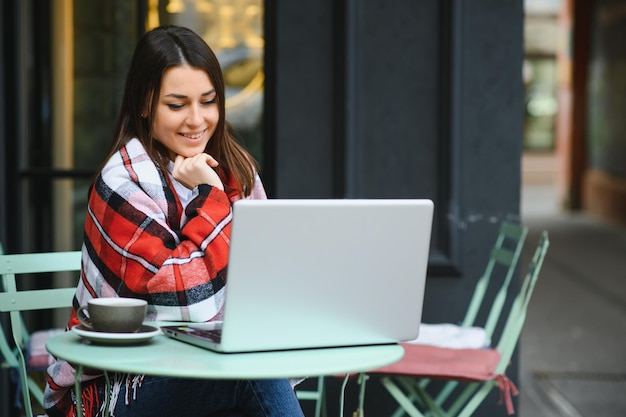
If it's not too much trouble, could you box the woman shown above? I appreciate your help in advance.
[44,25,304,417]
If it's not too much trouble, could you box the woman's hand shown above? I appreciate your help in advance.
[173,154,224,190]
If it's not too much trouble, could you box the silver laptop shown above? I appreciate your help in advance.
[161,198,434,353]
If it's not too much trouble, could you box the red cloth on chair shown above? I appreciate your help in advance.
[369,343,519,415]
[372,343,501,381]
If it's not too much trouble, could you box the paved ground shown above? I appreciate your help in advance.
[519,190,626,417]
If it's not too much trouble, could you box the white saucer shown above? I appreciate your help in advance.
[72,324,161,345]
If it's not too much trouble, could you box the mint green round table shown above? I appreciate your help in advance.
[46,326,404,415]
[46,330,404,379]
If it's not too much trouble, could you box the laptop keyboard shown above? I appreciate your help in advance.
[190,328,222,343]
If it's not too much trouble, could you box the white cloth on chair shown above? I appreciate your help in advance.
[406,323,490,349]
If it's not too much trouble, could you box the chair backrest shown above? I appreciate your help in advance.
[461,221,528,341]
[495,230,549,373]
[0,247,81,417]
[444,231,550,416]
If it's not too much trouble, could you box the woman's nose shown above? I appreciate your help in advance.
[186,105,203,126]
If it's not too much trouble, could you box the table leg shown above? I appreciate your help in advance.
[74,364,83,416]
[74,366,112,416]
[356,373,368,417]
[103,371,111,415]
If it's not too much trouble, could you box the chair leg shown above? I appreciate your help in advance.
[26,377,45,410]
[389,376,452,417]
[386,377,425,417]
[316,376,326,417]
[16,349,34,417]
[380,377,430,417]
[399,377,429,409]
[296,376,325,417]
[410,382,450,417]
[434,380,459,405]
[455,382,495,417]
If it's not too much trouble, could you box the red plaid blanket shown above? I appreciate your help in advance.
[44,138,266,417]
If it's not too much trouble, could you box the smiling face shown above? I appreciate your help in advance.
[152,64,220,160]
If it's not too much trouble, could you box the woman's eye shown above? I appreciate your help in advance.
[203,99,216,105]
[167,104,183,110]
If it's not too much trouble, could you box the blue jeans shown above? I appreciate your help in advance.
[112,376,304,417]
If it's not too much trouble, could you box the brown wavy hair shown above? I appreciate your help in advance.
[99,25,257,197]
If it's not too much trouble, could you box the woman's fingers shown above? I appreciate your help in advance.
[172,154,223,190]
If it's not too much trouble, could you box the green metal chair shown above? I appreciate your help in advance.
[359,230,549,417]
[363,221,528,415]
[460,221,530,343]
[412,221,530,409]
[347,221,528,416]
[296,376,326,417]
[0,246,81,417]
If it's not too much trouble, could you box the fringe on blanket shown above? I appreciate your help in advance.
[106,373,144,417]
[71,381,102,417]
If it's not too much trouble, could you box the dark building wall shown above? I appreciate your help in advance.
[269,0,524,415]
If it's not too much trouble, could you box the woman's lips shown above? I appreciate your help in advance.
[180,129,207,139]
